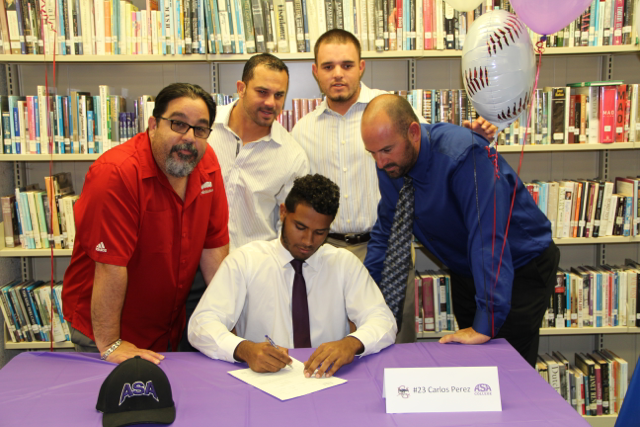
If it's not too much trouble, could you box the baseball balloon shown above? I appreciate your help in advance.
[510,0,592,36]
[462,10,536,133]
[443,0,484,12]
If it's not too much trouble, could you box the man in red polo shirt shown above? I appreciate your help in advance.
[62,83,229,364]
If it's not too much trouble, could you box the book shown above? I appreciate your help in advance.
[600,85,618,143]
[575,352,597,415]
[1,194,20,248]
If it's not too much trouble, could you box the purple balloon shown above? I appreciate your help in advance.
[510,0,593,35]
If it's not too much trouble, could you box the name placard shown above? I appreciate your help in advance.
[383,367,502,413]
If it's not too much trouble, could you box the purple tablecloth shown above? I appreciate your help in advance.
[0,339,588,426]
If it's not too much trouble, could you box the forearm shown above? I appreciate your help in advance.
[188,308,245,362]
[200,244,229,286]
[91,262,128,353]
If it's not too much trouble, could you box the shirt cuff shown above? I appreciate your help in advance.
[472,309,502,338]
[347,332,370,357]
[206,333,245,363]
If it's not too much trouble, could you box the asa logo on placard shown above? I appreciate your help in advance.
[119,380,159,405]
[474,383,492,396]
[397,385,410,399]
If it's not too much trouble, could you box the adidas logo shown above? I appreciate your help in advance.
[96,242,107,253]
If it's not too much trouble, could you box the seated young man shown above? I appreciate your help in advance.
[189,174,397,378]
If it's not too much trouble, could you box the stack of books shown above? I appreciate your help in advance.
[0,280,69,344]
[2,172,78,250]
[544,261,640,329]
[536,350,629,416]
[523,177,640,239]
[0,0,635,56]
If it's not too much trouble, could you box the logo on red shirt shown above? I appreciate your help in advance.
[201,181,213,195]
[96,242,107,253]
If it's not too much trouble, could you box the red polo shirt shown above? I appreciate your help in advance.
[62,131,229,352]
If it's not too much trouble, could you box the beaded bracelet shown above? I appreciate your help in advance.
[100,339,122,361]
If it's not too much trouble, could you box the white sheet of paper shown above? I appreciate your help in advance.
[228,357,347,400]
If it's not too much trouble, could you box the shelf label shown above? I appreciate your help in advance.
[384,367,502,414]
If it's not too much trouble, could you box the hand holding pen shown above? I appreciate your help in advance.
[233,336,292,373]
[265,335,293,369]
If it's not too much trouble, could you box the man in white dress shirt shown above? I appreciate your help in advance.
[209,53,309,251]
[292,29,496,343]
[189,174,397,377]
[181,54,309,350]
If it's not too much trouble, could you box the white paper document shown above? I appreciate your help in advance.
[228,357,347,400]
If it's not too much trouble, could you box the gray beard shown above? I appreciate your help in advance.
[166,143,198,177]
[165,156,196,177]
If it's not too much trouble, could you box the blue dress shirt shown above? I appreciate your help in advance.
[365,123,553,337]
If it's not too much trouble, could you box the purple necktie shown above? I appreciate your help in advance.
[290,259,311,348]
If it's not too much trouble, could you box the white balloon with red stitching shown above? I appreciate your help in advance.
[461,10,536,139]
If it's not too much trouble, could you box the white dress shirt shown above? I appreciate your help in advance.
[208,101,310,251]
[292,83,426,234]
[188,238,397,362]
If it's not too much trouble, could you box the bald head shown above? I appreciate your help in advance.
[361,94,421,179]
[362,94,421,139]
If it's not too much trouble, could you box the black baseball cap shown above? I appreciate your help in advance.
[96,356,176,427]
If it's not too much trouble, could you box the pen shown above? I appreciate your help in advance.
[265,335,293,369]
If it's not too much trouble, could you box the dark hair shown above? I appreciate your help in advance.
[363,94,420,138]
[314,29,361,64]
[285,174,340,218]
[242,53,289,84]
[152,83,216,127]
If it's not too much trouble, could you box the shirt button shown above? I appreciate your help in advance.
[347,219,351,223]
[181,259,185,264]
[344,195,349,198]
[343,167,347,172]
[341,140,346,145]
[182,233,186,237]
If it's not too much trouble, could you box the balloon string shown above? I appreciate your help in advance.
[39,0,58,353]
[489,38,545,336]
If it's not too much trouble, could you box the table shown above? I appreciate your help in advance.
[0,339,588,426]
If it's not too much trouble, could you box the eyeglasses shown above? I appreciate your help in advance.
[157,117,212,139]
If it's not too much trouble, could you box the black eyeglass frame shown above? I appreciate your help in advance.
[157,116,212,139]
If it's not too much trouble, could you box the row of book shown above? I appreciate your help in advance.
[536,350,628,416]
[0,280,69,343]
[404,83,640,145]
[524,177,640,240]
[413,261,640,334]
[2,172,78,250]
[0,0,636,57]
[0,89,150,155]
[0,91,245,155]
[2,79,637,156]
[545,262,640,329]
[413,270,460,333]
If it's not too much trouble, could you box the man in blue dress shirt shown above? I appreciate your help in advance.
[361,94,560,366]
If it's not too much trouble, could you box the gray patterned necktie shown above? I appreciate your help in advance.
[379,176,414,331]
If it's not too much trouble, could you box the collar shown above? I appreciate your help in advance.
[215,100,283,146]
[314,82,375,117]
[273,238,322,273]
[407,123,431,183]
[137,131,161,179]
